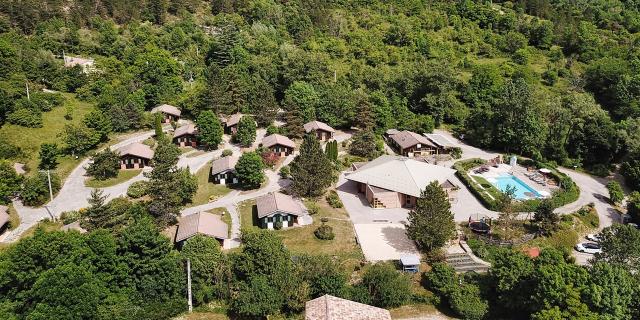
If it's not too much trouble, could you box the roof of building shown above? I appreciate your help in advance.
[305,295,391,320]
[225,113,243,127]
[64,56,94,67]
[175,212,229,242]
[389,130,437,149]
[345,155,456,197]
[211,156,239,175]
[256,192,304,218]
[173,123,197,138]
[151,104,181,117]
[424,133,456,148]
[385,128,400,136]
[304,120,335,133]
[116,142,155,160]
[0,205,8,229]
[400,254,421,266]
[262,134,296,149]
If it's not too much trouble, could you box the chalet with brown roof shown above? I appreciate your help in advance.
[387,130,438,157]
[210,156,239,185]
[173,124,198,147]
[305,295,391,320]
[261,134,295,157]
[224,113,243,134]
[175,212,229,246]
[151,104,181,123]
[255,192,305,229]
[116,143,154,170]
[303,120,335,141]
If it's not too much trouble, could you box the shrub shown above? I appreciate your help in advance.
[325,190,343,208]
[260,151,279,167]
[127,181,149,198]
[606,181,624,205]
[279,165,290,178]
[314,224,335,240]
[274,221,283,230]
[87,150,120,180]
[221,149,233,157]
[450,147,462,159]
[307,202,319,215]
[7,108,43,127]
[61,210,81,225]
[448,284,488,320]
[21,172,61,206]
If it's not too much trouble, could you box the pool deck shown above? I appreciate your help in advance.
[470,164,557,199]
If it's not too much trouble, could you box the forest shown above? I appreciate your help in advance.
[1,0,640,319]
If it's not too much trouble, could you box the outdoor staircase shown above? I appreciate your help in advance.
[445,252,490,273]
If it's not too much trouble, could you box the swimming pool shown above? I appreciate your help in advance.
[489,174,541,200]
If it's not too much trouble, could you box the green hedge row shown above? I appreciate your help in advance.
[453,159,500,211]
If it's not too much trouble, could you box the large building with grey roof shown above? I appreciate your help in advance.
[346,155,456,208]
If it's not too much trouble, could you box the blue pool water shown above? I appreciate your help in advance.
[490,175,541,200]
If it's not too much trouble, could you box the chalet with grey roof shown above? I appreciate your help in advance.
[255,192,305,229]
[173,123,198,147]
[151,104,181,123]
[387,130,438,157]
[210,156,239,185]
[261,134,295,157]
[303,120,335,141]
[305,295,391,320]
[346,155,456,208]
[0,205,9,233]
[116,142,154,170]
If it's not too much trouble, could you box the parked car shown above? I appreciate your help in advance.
[586,234,601,242]
[575,242,602,254]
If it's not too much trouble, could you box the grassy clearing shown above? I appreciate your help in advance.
[85,169,141,188]
[20,220,63,239]
[390,303,445,319]
[6,204,20,230]
[189,161,232,207]
[0,93,95,180]
[238,198,362,261]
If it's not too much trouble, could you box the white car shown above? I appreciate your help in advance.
[586,234,601,242]
[575,242,602,254]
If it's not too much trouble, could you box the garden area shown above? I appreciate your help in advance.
[85,169,141,188]
[454,157,579,212]
[188,161,232,207]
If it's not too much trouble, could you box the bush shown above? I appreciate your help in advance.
[448,284,488,320]
[7,108,43,127]
[307,202,319,215]
[221,149,233,157]
[87,150,120,180]
[274,221,283,230]
[279,165,290,178]
[127,181,149,198]
[606,181,624,205]
[358,263,411,308]
[325,190,343,208]
[314,224,335,240]
[450,147,462,159]
[61,210,81,225]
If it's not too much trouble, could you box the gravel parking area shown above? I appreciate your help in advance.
[354,223,419,261]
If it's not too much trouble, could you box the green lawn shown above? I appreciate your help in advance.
[237,197,363,261]
[188,161,232,207]
[0,93,95,180]
[7,204,20,231]
[85,169,142,188]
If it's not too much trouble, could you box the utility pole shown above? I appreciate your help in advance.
[333,70,337,83]
[26,82,30,101]
[186,258,193,313]
[46,170,53,203]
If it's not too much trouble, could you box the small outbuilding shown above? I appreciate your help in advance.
[400,254,420,273]
[303,120,335,141]
[175,212,229,246]
[387,130,438,157]
[0,205,9,233]
[305,294,391,320]
[210,156,239,185]
[151,104,181,123]
[261,134,295,157]
[116,142,154,170]
[224,113,243,135]
[255,192,305,229]
[173,123,198,147]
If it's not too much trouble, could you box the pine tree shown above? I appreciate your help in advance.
[283,109,305,139]
[325,140,338,162]
[407,181,455,252]
[196,110,224,148]
[290,134,334,197]
[154,113,165,142]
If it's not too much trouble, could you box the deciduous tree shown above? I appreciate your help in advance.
[195,110,223,148]
[235,152,264,189]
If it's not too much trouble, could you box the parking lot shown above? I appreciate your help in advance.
[353,223,419,261]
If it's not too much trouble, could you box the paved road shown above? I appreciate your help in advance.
[3,128,249,243]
